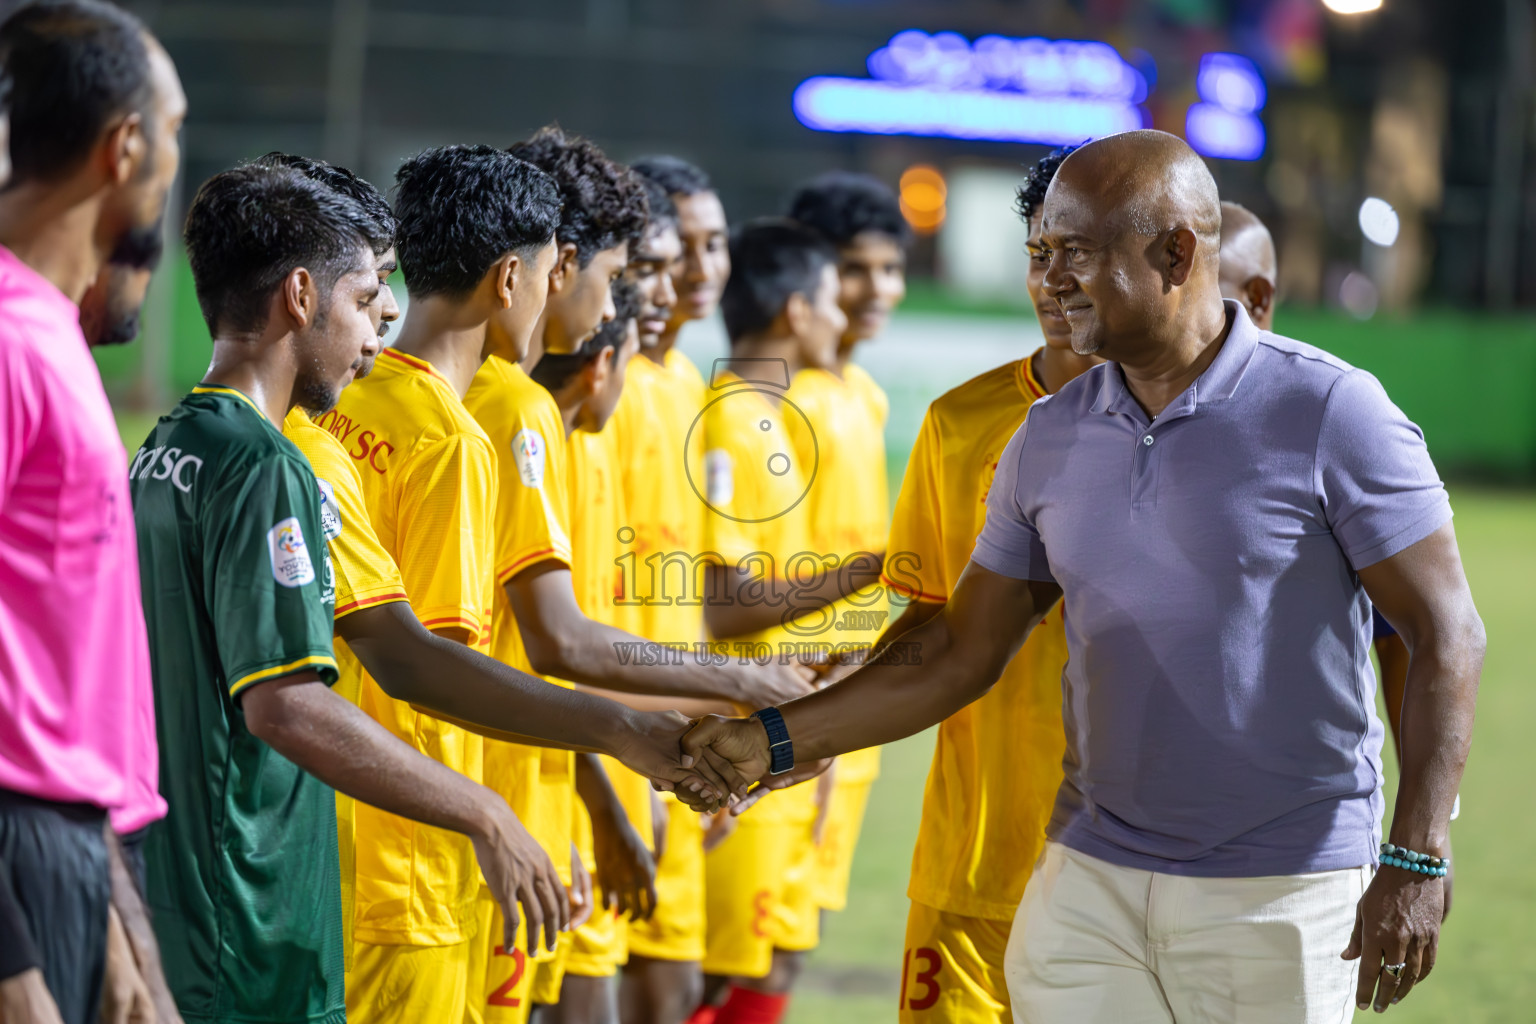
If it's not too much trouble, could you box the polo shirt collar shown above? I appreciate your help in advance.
[1089,361,1123,415]
[1090,300,1259,417]
[1195,300,1260,405]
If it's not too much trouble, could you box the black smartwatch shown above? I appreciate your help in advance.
[750,707,795,775]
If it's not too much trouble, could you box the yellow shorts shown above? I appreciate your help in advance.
[529,931,571,1005]
[566,904,627,978]
[346,934,472,1024]
[465,892,573,1024]
[701,815,820,978]
[898,901,1012,1024]
[627,796,706,963]
[814,777,874,912]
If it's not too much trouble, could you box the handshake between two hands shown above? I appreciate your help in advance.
[616,710,830,816]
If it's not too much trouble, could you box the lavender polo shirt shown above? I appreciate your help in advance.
[973,302,1452,877]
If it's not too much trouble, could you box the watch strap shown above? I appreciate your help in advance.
[750,707,795,775]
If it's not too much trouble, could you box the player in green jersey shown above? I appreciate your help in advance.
[130,164,575,1024]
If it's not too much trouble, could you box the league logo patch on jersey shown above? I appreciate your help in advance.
[315,478,343,539]
[705,448,733,507]
[267,517,316,588]
[511,428,546,489]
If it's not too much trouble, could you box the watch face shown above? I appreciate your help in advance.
[686,360,819,525]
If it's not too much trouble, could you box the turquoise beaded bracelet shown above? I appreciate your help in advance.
[1380,843,1449,878]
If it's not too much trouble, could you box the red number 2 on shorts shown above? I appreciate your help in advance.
[900,947,941,1012]
[489,945,527,1008]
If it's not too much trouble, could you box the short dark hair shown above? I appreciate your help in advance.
[1014,145,1080,225]
[184,164,378,336]
[721,218,837,343]
[637,174,677,237]
[631,154,712,198]
[508,126,648,269]
[788,171,911,248]
[0,0,154,184]
[254,152,395,256]
[530,278,640,391]
[393,144,561,299]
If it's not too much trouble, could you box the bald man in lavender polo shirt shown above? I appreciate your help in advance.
[683,131,1484,1023]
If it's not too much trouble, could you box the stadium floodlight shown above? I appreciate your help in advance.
[1358,197,1401,246]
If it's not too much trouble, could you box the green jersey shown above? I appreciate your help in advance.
[131,386,344,1024]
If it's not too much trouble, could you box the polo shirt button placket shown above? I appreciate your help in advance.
[1132,428,1159,512]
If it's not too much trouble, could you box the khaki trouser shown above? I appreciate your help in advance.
[1006,842,1370,1024]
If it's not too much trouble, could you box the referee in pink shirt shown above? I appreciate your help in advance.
[0,4,185,1022]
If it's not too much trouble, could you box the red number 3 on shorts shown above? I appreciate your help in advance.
[900,947,941,1012]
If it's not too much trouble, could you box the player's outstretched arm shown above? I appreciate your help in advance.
[701,553,884,641]
[1343,522,1484,1013]
[337,601,735,804]
[681,563,1062,805]
[241,671,569,955]
[505,563,817,709]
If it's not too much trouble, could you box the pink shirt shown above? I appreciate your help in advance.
[0,244,164,834]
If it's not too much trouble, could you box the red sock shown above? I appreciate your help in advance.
[713,986,789,1024]
[685,1006,719,1024]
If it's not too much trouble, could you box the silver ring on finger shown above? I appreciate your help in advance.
[1384,962,1407,978]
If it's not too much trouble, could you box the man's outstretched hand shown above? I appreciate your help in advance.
[675,715,832,814]
[609,709,746,812]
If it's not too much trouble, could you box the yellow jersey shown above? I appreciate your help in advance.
[566,427,653,841]
[320,347,493,945]
[282,408,411,960]
[884,353,1070,921]
[608,348,708,650]
[784,364,889,785]
[282,409,409,627]
[701,371,820,825]
[463,355,577,885]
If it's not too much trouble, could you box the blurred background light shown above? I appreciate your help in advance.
[898,165,947,234]
[1358,197,1401,246]
[1186,102,1267,160]
[1338,271,1381,319]
[1196,53,1267,113]
[795,31,1149,145]
[1321,0,1384,13]
[1185,52,1267,160]
[793,77,1145,145]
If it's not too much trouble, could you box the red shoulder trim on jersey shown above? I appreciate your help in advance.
[879,575,947,603]
[333,591,409,619]
[379,348,452,387]
[498,546,567,583]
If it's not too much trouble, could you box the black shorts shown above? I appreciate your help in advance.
[0,788,110,1024]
